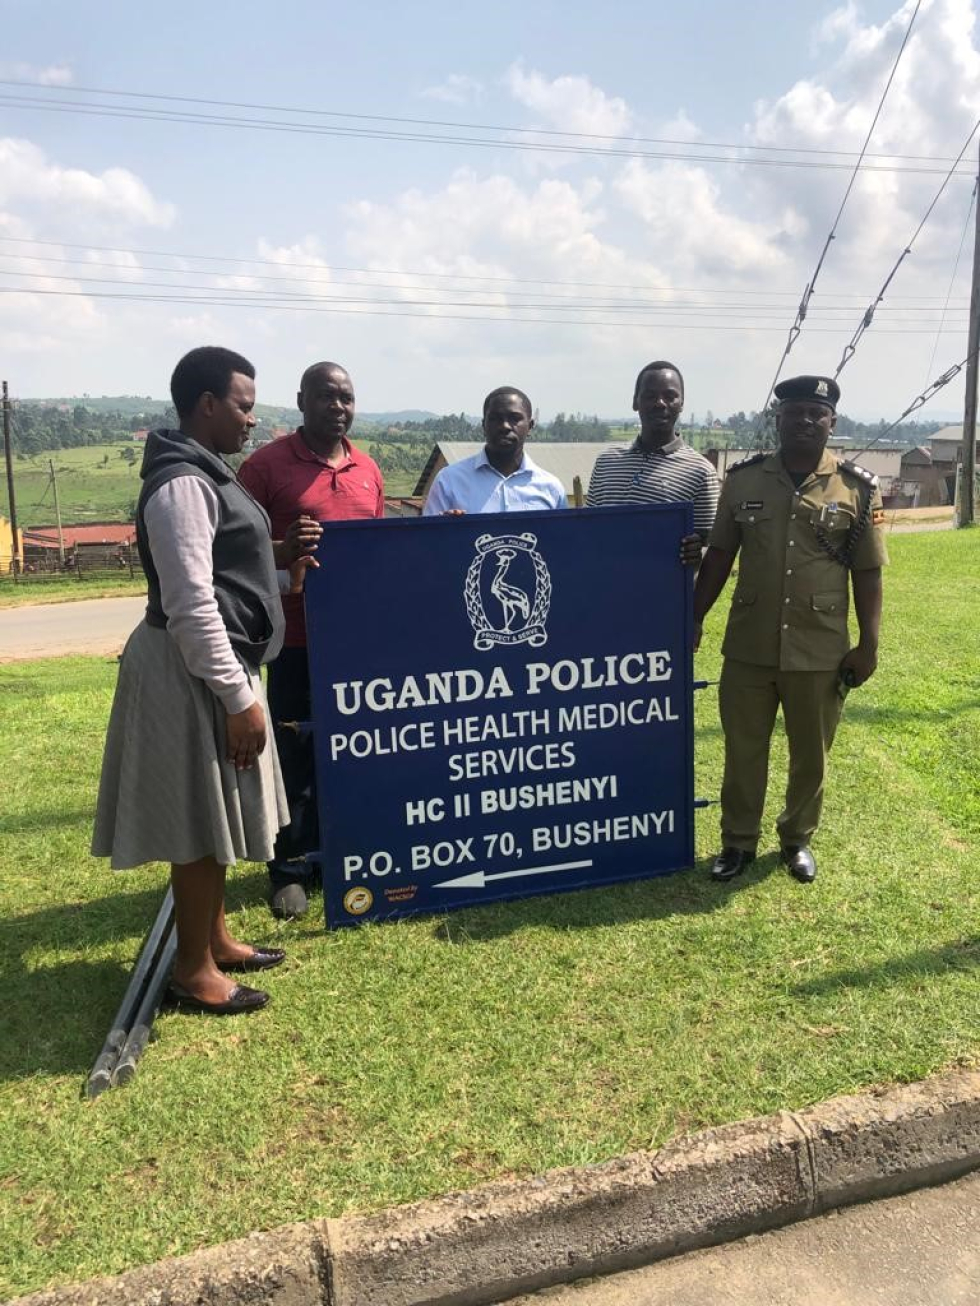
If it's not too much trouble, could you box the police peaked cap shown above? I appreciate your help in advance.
[774,375,840,411]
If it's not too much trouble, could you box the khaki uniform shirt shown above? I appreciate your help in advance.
[708,449,888,671]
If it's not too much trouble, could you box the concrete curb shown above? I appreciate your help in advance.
[13,1069,980,1306]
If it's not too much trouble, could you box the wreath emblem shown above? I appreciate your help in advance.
[464,533,551,651]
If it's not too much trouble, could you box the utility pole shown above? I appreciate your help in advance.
[2,381,19,574]
[48,458,65,565]
[959,141,980,528]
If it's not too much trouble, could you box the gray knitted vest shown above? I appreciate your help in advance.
[136,429,285,670]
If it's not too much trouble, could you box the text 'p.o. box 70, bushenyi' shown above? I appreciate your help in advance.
[304,503,695,927]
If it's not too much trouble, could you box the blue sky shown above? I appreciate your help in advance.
[0,0,977,421]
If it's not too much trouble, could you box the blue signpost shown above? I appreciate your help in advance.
[304,504,695,927]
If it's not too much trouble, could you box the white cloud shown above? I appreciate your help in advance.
[0,138,174,229]
[0,61,73,86]
[659,110,703,143]
[334,166,777,409]
[0,278,103,357]
[748,0,980,280]
[35,64,73,86]
[83,248,144,283]
[729,0,980,410]
[506,62,632,138]
[614,160,794,277]
[345,169,618,292]
[421,74,484,106]
[0,139,176,387]
[326,2,980,418]
[814,1,862,48]
[165,312,222,339]
[3,1,978,420]
[257,237,332,273]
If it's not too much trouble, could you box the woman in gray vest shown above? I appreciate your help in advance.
[92,347,314,1015]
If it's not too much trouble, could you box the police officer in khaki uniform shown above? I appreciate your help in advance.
[692,375,887,884]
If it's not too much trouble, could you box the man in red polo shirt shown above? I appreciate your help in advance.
[238,360,384,918]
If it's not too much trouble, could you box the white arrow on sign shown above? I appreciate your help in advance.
[434,859,593,891]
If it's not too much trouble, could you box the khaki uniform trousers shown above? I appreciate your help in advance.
[718,658,844,852]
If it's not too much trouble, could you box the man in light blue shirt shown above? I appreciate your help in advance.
[422,387,568,515]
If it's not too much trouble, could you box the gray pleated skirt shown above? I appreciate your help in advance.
[92,621,289,870]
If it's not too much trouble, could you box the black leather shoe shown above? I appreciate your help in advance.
[167,982,270,1014]
[217,947,286,974]
[710,847,755,882]
[781,845,817,883]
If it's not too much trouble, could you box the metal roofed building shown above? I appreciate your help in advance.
[383,496,424,518]
[705,443,954,508]
[21,522,139,574]
[707,444,906,485]
[929,426,963,465]
[414,441,625,506]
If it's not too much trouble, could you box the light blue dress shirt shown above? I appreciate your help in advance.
[422,449,568,516]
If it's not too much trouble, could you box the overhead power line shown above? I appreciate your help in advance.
[0,263,968,320]
[757,0,923,426]
[0,234,969,306]
[0,78,976,177]
[852,346,980,458]
[834,116,980,377]
[924,180,978,385]
[0,284,966,335]
[0,247,957,308]
[0,76,970,166]
[0,82,973,177]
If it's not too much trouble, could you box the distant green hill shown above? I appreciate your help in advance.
[19,395,165,417]
[21,396,301,425]
[19,397,442,429]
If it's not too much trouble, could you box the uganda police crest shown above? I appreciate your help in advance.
[464,532,551,651]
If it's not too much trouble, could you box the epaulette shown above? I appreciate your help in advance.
[838,458,878,487]
[727,452,767,472]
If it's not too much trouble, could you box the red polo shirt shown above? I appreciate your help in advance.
[238,430,384,647]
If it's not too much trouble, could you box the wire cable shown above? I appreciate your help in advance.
[834,118,980,376]
[923,180,977,386]
[0,77,976,172]
[0,265,968,323]
[0,234,969,305]
[0,77,965,162]
[0,283,965,334]
[756,0,922,432]
[0,81,971,177]
[851,346,980,458]
[0,248,970,314]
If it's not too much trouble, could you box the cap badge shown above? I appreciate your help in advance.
[815,380,829,397]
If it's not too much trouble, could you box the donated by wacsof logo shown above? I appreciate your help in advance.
[343,887,374,916]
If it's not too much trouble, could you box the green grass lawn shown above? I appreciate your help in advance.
[0,575,147,609]
[1,530,978,1298]
[9,444,146,526]
[5,442,423,533]
[380,469,422,497]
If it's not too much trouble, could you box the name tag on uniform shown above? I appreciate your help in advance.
[740,501,763,510]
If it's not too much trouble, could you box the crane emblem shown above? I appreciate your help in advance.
[490,548,529,632]
[464,533,551,651]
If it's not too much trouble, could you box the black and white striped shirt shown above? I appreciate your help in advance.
[586,436,721,538]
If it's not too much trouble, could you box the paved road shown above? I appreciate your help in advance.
[890,519,954,533]
[0,596,145,660]
[512,1170,980,1305]
[0,516,953,663]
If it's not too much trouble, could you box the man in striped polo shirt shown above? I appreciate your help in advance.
[586,361,720,563]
